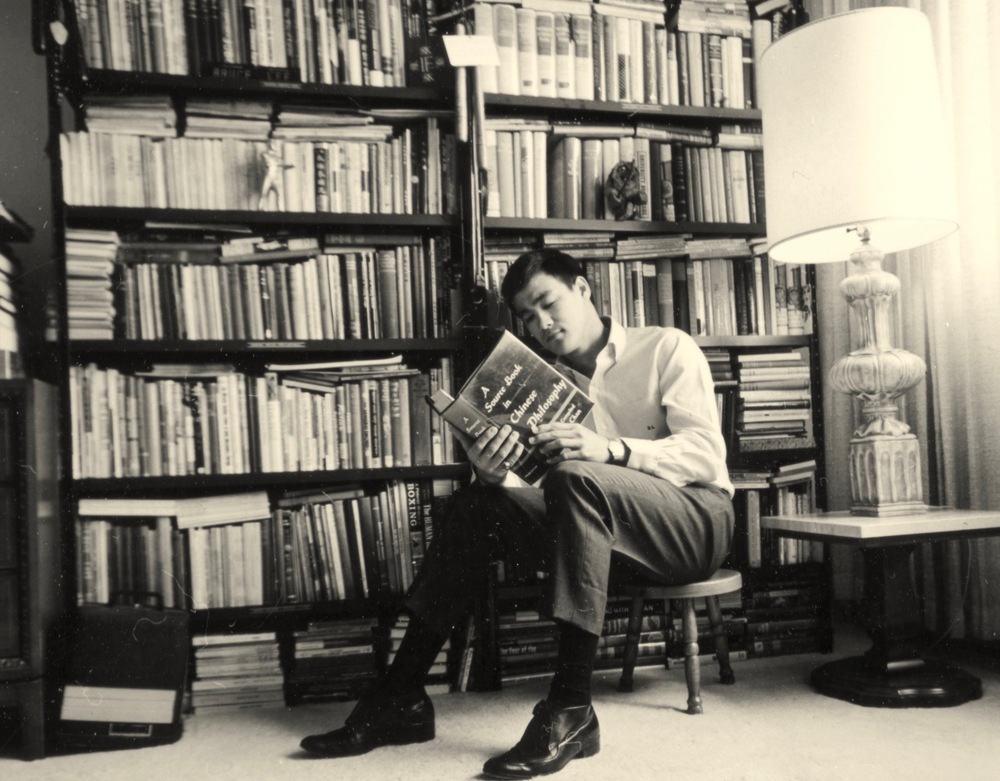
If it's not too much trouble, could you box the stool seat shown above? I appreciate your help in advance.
[617,569,743,600]
[615,568,743,714]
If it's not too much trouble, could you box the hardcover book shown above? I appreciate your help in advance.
[426,330,593,483]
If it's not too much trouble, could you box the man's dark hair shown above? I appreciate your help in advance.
[501,249,586,312]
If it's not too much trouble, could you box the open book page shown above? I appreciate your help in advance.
[427,331,593,483]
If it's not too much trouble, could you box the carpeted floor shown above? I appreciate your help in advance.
[5,622,998,781]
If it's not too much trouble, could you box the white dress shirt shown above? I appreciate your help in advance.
[564,318,734,496]
[496,318,734,497]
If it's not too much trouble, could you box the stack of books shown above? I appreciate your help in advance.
[64,229,119,340]
[743,569,828,659]
[735,349,815,452]
[498,608,561,685]
[287,618,379,703]
[593,596,669,672]
[184,99,273,140]
[81,94,178,136]
[385,615,452,694]
[189,631,284,712]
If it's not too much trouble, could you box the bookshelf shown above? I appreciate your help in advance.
[0,379,61,759]
[42,0,469,710]
[0,202,61,758]
[38,0,830,708]
[454,0,831,689]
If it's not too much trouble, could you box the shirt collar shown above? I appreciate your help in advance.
[603,317,628,362]
[554,317,628,378]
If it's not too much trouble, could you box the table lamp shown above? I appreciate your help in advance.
[758,8,958,517]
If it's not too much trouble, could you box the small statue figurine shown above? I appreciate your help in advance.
[604,160,647,221]
[258,139,294,211]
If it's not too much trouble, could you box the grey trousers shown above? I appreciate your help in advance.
[406,461,735,637]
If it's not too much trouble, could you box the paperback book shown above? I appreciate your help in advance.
[426,331,593,483]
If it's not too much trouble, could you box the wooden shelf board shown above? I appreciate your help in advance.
[485,217,765,236]
[485,93,761,123]
[72,464,471,495]
[65,206,457,230]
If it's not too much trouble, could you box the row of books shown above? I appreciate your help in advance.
[598,255,805,338]
[60,121,454,214]
[190,632,286,712]
[74,479,451,608]
[483,119,763,224]
[66,229,456,342]
[476,587,747,687]
[729,458,820,569]
[466,0,755,109]
[68,358,456,479]
[483,238,811,338]
[72,0,446,87]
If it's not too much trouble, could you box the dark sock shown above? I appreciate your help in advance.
[546,621,600,708]
[382,614,450,692]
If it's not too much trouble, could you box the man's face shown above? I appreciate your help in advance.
[511,272,590,356]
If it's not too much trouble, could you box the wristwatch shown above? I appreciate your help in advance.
[607,438,628,466]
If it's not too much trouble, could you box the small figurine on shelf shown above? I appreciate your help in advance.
[257,140,293,211]
[604,161,646,221]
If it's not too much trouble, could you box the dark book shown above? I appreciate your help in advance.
[427,331,593,484]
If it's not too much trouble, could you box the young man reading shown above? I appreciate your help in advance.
[300,249,735,778]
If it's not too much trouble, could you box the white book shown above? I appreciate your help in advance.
[533,130,548,219]
[535,11,557,98]
[687,31,705,107]
[571,14,594,101]
[553,13,576,99]
[629,18,643,105]
[519,130,536,218]
[516,8,539,96]
[496,131,517,217]
[494,4,521,95]
[474,3,499,93]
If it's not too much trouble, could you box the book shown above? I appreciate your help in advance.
[426,330,593,484]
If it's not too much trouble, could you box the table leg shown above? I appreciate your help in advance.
[811,544,982,707]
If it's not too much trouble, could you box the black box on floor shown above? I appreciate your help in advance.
[54,593,190,751]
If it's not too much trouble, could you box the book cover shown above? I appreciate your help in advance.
[426,331,593,484]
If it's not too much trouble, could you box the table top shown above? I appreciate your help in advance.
[760,507,1000,546]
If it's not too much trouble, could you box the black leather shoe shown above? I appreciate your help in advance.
[299,686,435,757]
[483,700,600,779]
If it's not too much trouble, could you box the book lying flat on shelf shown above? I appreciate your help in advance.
[427,330,593,484]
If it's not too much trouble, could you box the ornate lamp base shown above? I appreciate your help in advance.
[849,433,926,517]
[829,233,929,517]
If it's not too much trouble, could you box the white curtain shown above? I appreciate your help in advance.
[806,0,1000,640]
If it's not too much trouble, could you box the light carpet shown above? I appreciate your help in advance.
[4,623,997,781]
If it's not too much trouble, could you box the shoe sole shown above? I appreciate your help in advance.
[482,733,601,779]
[301,723,435,758]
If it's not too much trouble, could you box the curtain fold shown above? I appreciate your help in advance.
[805,0,1000,640]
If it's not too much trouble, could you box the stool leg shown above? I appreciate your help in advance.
[618,595,644,693]
[705,595,736,685]
[681,598,703,714]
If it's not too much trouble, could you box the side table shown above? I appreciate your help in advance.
[761,507,1000,707]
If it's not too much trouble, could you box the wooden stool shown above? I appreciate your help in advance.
[616,569,743,714]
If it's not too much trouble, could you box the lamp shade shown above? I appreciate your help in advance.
[758,8,958,264]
